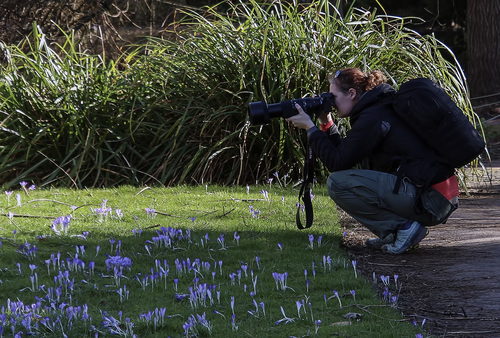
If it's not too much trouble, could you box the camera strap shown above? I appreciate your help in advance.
[296,143,314,230]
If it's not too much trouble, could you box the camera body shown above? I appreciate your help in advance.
[248,92,334,125]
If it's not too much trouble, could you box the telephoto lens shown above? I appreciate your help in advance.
[248,92,334,125]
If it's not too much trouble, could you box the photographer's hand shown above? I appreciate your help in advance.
[317,112,333,125]
[286,103,316,130]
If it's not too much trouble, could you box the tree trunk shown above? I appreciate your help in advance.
[467,1,500,104]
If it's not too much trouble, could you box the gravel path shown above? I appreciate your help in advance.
[343,159,500,336]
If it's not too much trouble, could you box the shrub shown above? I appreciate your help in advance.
[0,1,480,188]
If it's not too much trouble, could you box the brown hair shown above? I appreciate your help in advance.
[328,68,387,98]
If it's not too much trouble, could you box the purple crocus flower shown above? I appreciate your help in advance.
[241,263,248,277]
[105,255,132,271]
[115,209,123,219]
[308,234,314,248]
[145,208,156,218]
[315,319,322,333]
[333,290,342,308]
[260,189,269,201]
[217,234,226,249]
[51,215,72,235]
[231,314,238,331]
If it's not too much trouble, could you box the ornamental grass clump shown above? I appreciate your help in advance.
[0,1,482,189]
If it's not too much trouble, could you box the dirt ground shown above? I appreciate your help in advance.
[342,142,500,337]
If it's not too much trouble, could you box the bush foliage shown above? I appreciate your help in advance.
[0,0,479,189]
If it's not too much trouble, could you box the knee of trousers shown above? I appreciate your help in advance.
[326,171,350,202]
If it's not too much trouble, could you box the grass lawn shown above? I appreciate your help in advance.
[0,183,425,337]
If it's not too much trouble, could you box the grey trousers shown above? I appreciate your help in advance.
[327,169,456,239]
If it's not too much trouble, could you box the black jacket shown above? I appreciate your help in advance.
[308,84,452,187]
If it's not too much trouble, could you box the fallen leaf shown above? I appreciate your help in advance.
[344,312,363,321]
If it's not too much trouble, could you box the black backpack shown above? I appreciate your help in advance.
[392,78,485,169]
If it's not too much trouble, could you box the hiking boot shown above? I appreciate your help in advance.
[381,221,428,254]
[365,233,395,249]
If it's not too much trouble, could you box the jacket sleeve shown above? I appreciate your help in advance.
[308,112,386,172]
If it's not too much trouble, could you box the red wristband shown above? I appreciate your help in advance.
[320,120,334,132]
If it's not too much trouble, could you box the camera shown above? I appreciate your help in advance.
[248,92,334,125]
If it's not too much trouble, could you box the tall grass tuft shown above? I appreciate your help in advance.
[0,1,482,188]
[0,24,130,187]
